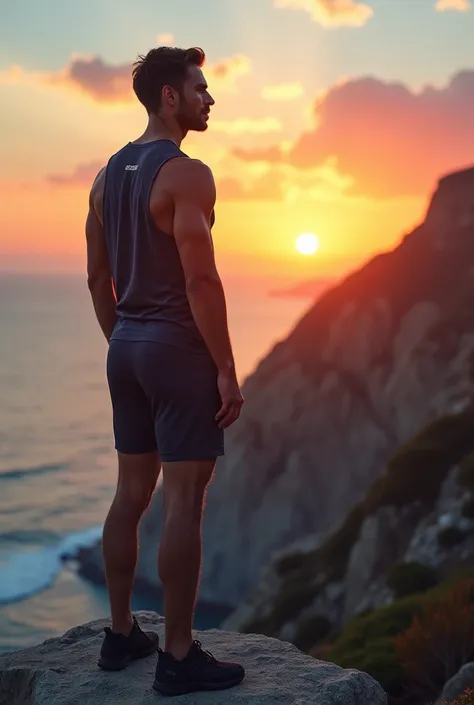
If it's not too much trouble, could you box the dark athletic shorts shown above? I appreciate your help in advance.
[106,340,224,461]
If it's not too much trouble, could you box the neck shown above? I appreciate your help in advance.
[136,114,188,147]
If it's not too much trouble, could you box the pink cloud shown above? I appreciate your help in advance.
[1,53,251,104]
[235,71,474,197]
[47,160,103,187]
[217,172,284,200]
[48,56,130,102]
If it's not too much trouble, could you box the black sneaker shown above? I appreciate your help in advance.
[98,616,159,670]
[153,640,245,696]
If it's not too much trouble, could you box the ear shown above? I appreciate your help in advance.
[162,84,178,106]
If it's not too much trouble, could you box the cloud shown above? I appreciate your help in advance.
[47,153,351,202]
[212,117,282,135]
[234,71,474,198]
[0,52,251,103]
[156,33,175,44]
[210,54,251,84]
[274,0,470,24]
[47,160,103,187]
[274,0,373,27]
[435,0,470,10]
[47,55,131,102]
[261,82,305,101]
[216,158,353,202]
[217,173,284,201]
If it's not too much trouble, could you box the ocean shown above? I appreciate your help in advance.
[0,272,311,654]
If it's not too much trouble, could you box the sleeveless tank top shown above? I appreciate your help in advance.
[103,139,212,353]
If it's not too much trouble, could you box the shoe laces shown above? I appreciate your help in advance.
[193,640,219,666]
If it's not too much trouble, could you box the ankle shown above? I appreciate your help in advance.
[165,637,193,661]
[111,616,134,636]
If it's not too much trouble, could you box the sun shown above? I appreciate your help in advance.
[295,232,319,256]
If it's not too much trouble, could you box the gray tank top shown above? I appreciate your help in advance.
[103,139,212,353]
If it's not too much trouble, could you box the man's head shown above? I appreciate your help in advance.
[132,46,215,133]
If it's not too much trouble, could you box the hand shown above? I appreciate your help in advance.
[215,371,244,429]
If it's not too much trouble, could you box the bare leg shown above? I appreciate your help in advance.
[158,459,215,660]
[102,450,161,635]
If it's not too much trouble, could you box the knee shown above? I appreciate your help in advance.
[166,486,208,525]
[163,460,215,525]
[115,481,156,518]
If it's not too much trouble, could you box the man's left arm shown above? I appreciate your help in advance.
[85,173,117,342]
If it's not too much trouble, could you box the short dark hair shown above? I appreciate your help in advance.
[132,46,205,113]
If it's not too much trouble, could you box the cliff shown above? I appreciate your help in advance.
[78,165,474,612]
[223,407,474,636]
[221,403,474,702]
[0,611,387,704]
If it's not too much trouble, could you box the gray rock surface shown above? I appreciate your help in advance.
[343,503,424,620]
[0,611,387,705]
[435,661,474,704]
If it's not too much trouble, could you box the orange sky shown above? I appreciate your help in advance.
[1,0,473,289]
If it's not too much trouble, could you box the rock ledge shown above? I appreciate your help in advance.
[0,611,387,704]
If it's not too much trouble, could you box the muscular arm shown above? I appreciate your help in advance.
[171,159,236,376]
[85,169,117,342]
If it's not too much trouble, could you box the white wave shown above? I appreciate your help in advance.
[0,525,103,604]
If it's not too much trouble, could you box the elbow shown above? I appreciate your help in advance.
[87,269,111,294]
[185,271,221,293]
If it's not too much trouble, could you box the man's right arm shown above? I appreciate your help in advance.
[171,158,234,374]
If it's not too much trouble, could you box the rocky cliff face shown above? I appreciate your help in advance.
[223,442,474,641]
[78,166,474,612]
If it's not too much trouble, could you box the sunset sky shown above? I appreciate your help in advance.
[2,0,474,289]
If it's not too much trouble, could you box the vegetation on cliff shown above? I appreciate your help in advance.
[446,691,474,705]
[243,405,474,702]
[322,572,474,701]
[243,405,474,638]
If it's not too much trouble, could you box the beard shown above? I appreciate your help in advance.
[176,99,207,132]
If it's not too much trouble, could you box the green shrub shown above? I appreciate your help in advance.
[293,615,332,652]
[271,580,319,626]
[366,442,448,510]
[395,581,474,701]
[462,496,474,519]
[275,505,365,586]
[365,407,474,513]
[387,562,438,598]
[332,637,405,698]
[445,689,474,705]
[438,526,467,549]
[326,572,474,698]
[330,594,425,658]
[250,408,474,640]
[367,407,474,512]
[316,505,366,582]
[318,407,474,587]
[275,552,309,578]
[242,579,319,635]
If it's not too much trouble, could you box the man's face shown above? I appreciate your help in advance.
[176,65,215,132]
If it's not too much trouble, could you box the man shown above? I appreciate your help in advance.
[85,45,245,696]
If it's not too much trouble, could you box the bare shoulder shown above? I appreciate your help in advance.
[166,157,215,195]
[89,165,107,220]
[90,165,106,199]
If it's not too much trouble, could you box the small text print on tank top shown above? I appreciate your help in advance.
[125,164,139,171]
